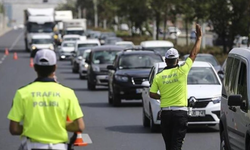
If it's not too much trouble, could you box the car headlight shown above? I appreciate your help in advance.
[92,66,100,72]
[32,46,36,50]
[84,64,88,68]
[115,75,128,82]
[212,97,221,104]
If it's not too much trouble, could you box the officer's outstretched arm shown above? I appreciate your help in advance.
[189,24,202,62]
[9,120,23,135]
[66,117,85,132]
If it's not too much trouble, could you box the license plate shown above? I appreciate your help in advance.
[136,88,142,93]
[190,110,205,117]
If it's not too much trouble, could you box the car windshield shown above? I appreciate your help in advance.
[116,44,134,48]
[77,48,90,56]
[65,30,84,35]
[92,50,118,64]
[147,47,172,56]
[184,55,219,66]
[62,43,75,47]
[32,39,52,44]
[119,54,163,69]
[64,38,80,41]
[158,67,220,85]
[78,43,98,48]
[82,51,90,59]
[242,39,248,44]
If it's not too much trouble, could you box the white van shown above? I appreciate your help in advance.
[220,47,250,150]
[140,40,174,59]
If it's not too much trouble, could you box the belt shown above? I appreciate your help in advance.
[161,106,188,111]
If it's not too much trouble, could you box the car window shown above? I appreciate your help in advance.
[237,62,248,112]
[224,57,234,92]
[64,38,80,41]
[62,43,75,47]
[147,47,172,56]
[92,50,118,64]
[32,39,52,44]
[78,43,98,48]
[187,67,220,85]
[118,54,162,69]
[241,39,248,45]
[82,51,90,59]
[229,58,240,94]
[195,55,219,66]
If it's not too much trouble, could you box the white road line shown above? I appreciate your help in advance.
[0,31,23,65]
[82,134,93,144]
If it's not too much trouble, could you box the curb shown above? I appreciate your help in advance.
[0,28,12,37]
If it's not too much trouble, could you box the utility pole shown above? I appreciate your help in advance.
[93,0,98,28]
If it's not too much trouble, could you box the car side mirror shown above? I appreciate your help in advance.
[141,81,150,87]
[107,65,116,70]
[78,56,83,60]
[228,95,242,106]
[218,70,224,75]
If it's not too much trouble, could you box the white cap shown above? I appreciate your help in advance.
[34,49,56,66]
[165,48,179,59]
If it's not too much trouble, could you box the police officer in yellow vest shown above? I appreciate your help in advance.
[149,24,202,150]
[7,49,85,150]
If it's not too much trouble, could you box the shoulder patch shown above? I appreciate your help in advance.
[18,82,34,90]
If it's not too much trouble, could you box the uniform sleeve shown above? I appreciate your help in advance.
[150,76,159,93]
[7,91,24,122]
[67,91,84,121]
[179,57,193,74]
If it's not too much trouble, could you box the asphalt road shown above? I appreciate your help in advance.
[0,29,220,150]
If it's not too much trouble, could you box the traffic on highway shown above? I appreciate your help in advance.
[1,1,250,150]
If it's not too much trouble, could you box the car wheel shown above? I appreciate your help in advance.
[108,86,113,104]
[87,78,95,90]
[220,130,229,150]
[150,107,158,132]
[143,107,150,127]
[112,91,121,107]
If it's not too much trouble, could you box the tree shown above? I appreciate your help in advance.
[56,0,78,17]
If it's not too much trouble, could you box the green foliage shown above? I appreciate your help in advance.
[56,0,77,17]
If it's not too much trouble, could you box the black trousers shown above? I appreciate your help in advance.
[160,110,188,150]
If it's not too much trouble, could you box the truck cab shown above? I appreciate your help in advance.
[62,19,87,40]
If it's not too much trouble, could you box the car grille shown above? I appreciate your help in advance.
[193,99,211,108]
[188,115,215,122]
[131,77,146,85]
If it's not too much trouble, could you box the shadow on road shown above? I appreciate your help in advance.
[80,102,110,108]
[105,125,158,134]
[80,101,142,108]
[187,126,219,133]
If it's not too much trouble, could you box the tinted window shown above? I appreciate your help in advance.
[65,30,84,35]
[237,62,248,111]
[224,57,234,91]
[78,43,98,48]
[32,39,52,44]
[148,67,155,85]
[118,54,163,69]
[229,58,240,94]
[92,50,119,64]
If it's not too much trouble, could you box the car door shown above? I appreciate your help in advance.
[225,57,241,149]
[233,60,249,150]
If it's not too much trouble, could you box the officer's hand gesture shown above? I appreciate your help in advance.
[195,24,202,39]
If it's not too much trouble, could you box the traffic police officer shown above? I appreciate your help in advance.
[7,49,85,150]
[149,24,202,150]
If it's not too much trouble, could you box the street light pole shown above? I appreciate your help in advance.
[93,0,98,28]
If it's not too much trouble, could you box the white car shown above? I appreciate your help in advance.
[58,41,75,60]
[79,49,91,79]
[74,39,100,52]
[115,41,134,48]
[142,61,222,132]
[62,34,81,42]
[30,34,54,51]
[140,40,174,59]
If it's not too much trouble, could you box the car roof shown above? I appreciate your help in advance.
[184,53,214,57]
[116,41,134,45]
[32,34,52,39]
[63,35,80,38]
[229,48,250,59]
[156,61,213,69]
[75,39,100,44]
[62,41,76,44]
[140,40,174,47]
[118,50,160,55]
[91,45,125,51]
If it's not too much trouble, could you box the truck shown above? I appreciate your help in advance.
[55,10,73,45]
[24,8,55,52]
[62,19,87,37]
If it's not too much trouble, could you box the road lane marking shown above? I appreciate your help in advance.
[0,31,23,65]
